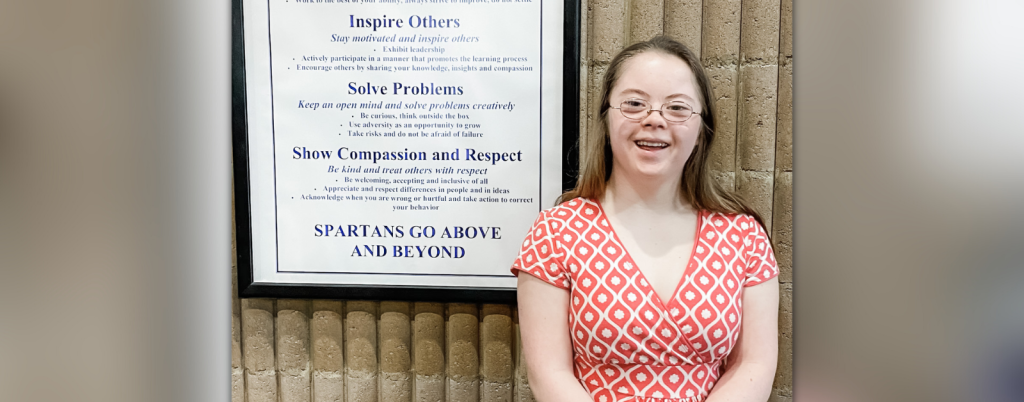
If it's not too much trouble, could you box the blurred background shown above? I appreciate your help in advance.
[1,0,1022,401]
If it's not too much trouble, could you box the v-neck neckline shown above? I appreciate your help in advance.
[593,198,704,311]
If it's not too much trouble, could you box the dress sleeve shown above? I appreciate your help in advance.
[511,210,570,290]
[743,217,779,287]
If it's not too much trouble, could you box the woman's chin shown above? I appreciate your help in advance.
[620,165,679,182]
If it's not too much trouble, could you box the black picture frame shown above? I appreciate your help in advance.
[232,0,581,303]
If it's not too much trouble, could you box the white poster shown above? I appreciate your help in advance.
[240,0,566,291]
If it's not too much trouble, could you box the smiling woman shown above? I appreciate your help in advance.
[513,36,779,402]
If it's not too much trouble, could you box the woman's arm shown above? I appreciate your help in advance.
[705,277,780,402]
[517,273,595,402]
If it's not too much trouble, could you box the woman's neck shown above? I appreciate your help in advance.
[603,172,689,214]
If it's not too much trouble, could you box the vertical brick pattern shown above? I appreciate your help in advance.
[589,0,627,63]
[380,302,413,402]
[772,171,792,283]
[347,301,378,402]
[739,0,780,62]
[480,305,513,402]
[583,0,625,172]
[278,300,312,402]
[737,169,774,232]
[771,283,793,402]
[242,299,276,402]
[702,0,741,175]
[578,0,590,156]
[663,0,702,55]
[583,61,608,172]
[231,311,244,402]
[775,0,792,173]
[229,0,794,400]
[311,301,344,402]
[701,0,741,64]
[414,302,446,402]
[705,63,739,174]
[737,0,780,191]
[775,60,792,172]
[737,62,779,171]
[447,304,480,402]
[629,0,664,44]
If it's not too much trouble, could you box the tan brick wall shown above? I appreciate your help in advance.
[231,0,793,399]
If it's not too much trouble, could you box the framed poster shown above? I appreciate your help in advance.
[233,0,580,303]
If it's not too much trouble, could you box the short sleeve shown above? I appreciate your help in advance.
[743,217,779,287]
[511,210,570,290]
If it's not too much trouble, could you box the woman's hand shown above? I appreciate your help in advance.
[517,273,595,402]
[705,277,780,402]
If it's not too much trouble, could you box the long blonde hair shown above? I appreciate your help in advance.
[559,36,769,231]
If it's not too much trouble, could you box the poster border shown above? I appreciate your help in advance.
[232,0,581,303]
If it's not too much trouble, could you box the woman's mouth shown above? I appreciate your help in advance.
[635,140,669,151]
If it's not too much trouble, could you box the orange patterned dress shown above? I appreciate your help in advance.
[512,198,778,402]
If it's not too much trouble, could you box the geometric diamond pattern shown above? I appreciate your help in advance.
[512,198,778,401]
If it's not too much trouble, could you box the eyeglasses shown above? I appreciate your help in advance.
[610,99,700,123]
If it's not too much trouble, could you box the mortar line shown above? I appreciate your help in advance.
[238,305,248,402]
[510,307,518,400]
[771,0,784,239]
[734,0,744,183]
[478,303,483,401]
[444,303,451,402]
[273,300,281,402]
[310,303,316,402]
[306,301,314,402]
[342,300,348,402]
[376,302,382,402]
[624,0,633,46]
[442,306,448,402]
[698,0,705,62]
[768,0,782,235]
[233,307,243,402]
[697,0,704,57]
[405,303,414,401]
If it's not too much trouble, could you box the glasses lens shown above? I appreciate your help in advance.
[663,102,693,122]
[620,99,648,119]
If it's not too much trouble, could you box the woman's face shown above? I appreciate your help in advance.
[607,51,702,185]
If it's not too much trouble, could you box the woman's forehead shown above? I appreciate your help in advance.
[614,51,701,102]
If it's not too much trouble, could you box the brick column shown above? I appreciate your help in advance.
[414,302,446,402]
[630,0,664,44]
[347,301,379,402]
[447,303,480,402]
[312,301,344,402]
[771,0,793,386]
[664,0,702,55]
[583,0,627,169]
[277,300,312,402]
[702,0,742,191]
[481,305,513,402]
[380,301,413,402]
[736,0,781,231]
[242,299,277,402]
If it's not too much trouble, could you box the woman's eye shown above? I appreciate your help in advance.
[623,100,646,108]
[665,103,692,112]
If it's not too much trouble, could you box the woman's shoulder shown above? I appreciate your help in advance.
[539,197,598,218]
[702,210,764,234]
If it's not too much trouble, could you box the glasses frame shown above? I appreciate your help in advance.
[610,98,701,123]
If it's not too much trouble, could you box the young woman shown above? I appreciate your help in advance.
[512,36,779,402]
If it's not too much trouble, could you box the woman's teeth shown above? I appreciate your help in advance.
[636,141,668,148]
